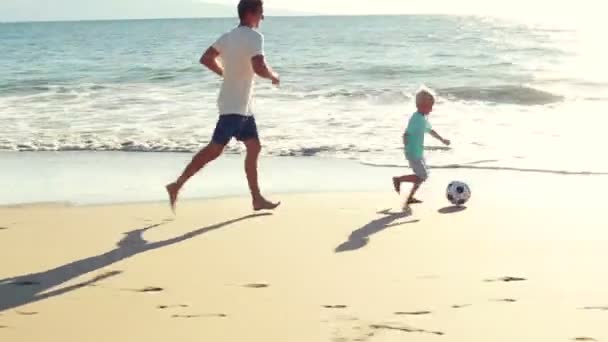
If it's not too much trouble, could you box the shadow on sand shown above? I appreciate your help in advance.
[438,206,467,214]
[0,213,270,312]
[335,209,419,253]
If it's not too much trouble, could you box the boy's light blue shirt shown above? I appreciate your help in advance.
[404,112,432,160]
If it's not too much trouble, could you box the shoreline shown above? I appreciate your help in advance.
[2,151,608,207]
[0,151,399,206]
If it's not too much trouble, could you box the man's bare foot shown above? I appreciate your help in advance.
[253,197,281,211]
[166,183,180,213]
[392,177,401,194]
[407,198,423,204]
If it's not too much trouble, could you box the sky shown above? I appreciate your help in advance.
[211,0,603,20]
[0,0,604,23]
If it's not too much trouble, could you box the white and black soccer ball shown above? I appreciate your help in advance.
[446,181,471,206]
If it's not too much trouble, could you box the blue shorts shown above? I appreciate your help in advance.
[211,114,259,145]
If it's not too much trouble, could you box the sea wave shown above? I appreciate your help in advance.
[0,140,383,156]
[439,85,564,105]
[0,65,202,95]
[303,88,411,102]
[357,64,475,78]
[0,82,117,98]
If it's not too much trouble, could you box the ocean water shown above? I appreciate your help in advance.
[1,16,607,173]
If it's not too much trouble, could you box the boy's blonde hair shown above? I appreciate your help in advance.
[415,86,436,106]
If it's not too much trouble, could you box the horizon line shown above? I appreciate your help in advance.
[1,13,481,24]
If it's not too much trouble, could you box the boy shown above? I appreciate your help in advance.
[393,87,451,208]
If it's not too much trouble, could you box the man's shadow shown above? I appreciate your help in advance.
[0,213,270,312]
[335,209,419,253]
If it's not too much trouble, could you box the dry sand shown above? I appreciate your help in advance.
[1,183,607,341]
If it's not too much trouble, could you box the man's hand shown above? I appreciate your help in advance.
[442,138,451,146]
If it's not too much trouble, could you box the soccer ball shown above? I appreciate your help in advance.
[446,181,471,206]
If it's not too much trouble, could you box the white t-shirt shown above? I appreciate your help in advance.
[212,26,264,116]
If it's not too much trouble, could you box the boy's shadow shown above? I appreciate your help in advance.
[0,213,270,312]
[335,209,419,253]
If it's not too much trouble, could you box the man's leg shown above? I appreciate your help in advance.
[243,138,279,210]
[166,115,239,211]
[166,143,224,211]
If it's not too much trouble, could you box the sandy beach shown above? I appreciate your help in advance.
[3,7,608,342]
[1,170,607,342]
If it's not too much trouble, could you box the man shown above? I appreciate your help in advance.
[166,0,280,212]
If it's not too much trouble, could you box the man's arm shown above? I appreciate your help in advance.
[200,47,223,77]
[430,129,451,146]
[251,55,280,85]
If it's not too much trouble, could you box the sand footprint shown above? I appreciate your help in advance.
[573,337,597,341]
[133,286,164,293]
[581,306,608,311]
[157,304,189,309]
[369,324,444,336]
[156,304,227,319]
[242,283,269,289]
[323,305,348,309]
[491,298,517,303]
[452,304,472,309]
[394,311,432,316]
[171,314,227,319]
[485,276,527,283]
[417,275,440,280]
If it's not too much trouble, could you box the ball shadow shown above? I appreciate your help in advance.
[438,206,467,214]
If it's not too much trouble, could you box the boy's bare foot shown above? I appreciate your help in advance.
[166,183,180,213]
[392,177,401,193]
[407,198,423,204]
[253,197,281,211]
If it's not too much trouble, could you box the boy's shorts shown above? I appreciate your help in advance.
[407,157,429,181]
[211,114,258,145]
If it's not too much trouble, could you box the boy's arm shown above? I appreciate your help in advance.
[200,46,224,77]
[430,129,450,146]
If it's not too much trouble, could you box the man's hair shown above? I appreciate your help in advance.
[238,0,264,21]
[415,85,436,106]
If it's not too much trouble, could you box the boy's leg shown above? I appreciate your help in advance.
[403,158,428,206]
[405,179,423,204]
[392,174,418,193]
